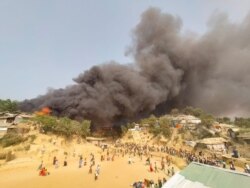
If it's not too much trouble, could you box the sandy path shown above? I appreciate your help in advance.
[0,145,175,188]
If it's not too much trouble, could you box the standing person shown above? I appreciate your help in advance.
[171,166,175,176]
[244,163,250,173]
[79,156,83,168]
[149,163,154,172]
[55,159,59,169]
[128,156,132,164]
[162,178,167,184]
[94,170,99,180]
[154,162,158,173]
[222,161,226,169]
[230,161,236,170]
[89,165,93,174]
[161,160,165,171]
[53,156,57,165]
[63,157,67,166]
[38,160,43,170]
[158,179,162,188]
[94,164,100,180]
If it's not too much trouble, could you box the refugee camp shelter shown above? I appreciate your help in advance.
[197,137,228,152]
[172,115,201,130]
[86,137,106,145]
[237,132,250,144]
[163,162,250,188]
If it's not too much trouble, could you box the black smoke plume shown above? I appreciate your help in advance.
[20,8,250,127]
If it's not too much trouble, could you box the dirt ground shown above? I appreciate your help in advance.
[0,134,177,188]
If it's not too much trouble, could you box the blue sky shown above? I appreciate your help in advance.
[0,0,250,100]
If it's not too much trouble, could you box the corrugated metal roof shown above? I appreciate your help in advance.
[163,162,250,188]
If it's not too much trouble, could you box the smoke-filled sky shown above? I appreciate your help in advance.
[19,2,250,126]
[1,0,250,101]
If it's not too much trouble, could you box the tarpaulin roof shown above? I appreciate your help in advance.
[163,162,250,188]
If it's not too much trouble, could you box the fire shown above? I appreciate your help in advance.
[35,107,52,116]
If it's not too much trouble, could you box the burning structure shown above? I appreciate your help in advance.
[19,8,250,129]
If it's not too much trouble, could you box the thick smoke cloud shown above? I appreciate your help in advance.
[20,8,250,127]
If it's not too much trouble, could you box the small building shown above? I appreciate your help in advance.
[197,137,228,152]
[172,115,201,130]
[13,114,34,124]
[0,113,33,137]
[212,123,239,136]
[129,124,141,131]
[237,132,250,144]
[185,140,197,148]
[86,137,106,145]
[163,162,250,188]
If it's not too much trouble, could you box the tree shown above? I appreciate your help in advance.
[182,106,204,118]
[140,115,157,126]
[78,120,91,138]
[234,117,250,128]
[200,114,215,128]
[170,108,179,116]
[33,115,57,133]
[32,115,91,138]
[216,117,231,124]
[0,99,18,112]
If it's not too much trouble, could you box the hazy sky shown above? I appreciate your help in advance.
[1,0,250,100]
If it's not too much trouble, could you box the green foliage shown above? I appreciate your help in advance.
[78,120,91,138]
[27,134,37,143]
[32,115,57,133]
[170,108,179,116]
[234,117,250,128]
[54,117,78,138]
[32,115,91,138]
[182,106,204,118]
[139,114,157,126]
[120,125,128,136]
[200,114,215,128]
[146,116,172,138]
[0,133,26,147]
[216,117,232,124]
[0,99,18,112]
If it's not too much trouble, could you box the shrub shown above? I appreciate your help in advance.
[31,115,91,138]
[0,99,18,112]
[78,120,91,138]
[33,115,57,133]
[0,133,26,147]
[5,151,15,162]
[148,117,172,138]
[24,144,30,151]
[28,135,37,143]
[0,152,6,160]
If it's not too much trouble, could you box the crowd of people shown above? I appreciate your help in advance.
[37,139,250,187]
[132,178,167,188]
[38,152,102,180]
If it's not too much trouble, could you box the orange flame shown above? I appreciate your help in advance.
[35,107,52,116]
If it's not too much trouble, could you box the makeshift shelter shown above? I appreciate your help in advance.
[86,137,106,145]
[163,162,250,188]
[172,115,201,130]
[197,137,228,152]
[237,132,250,144]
